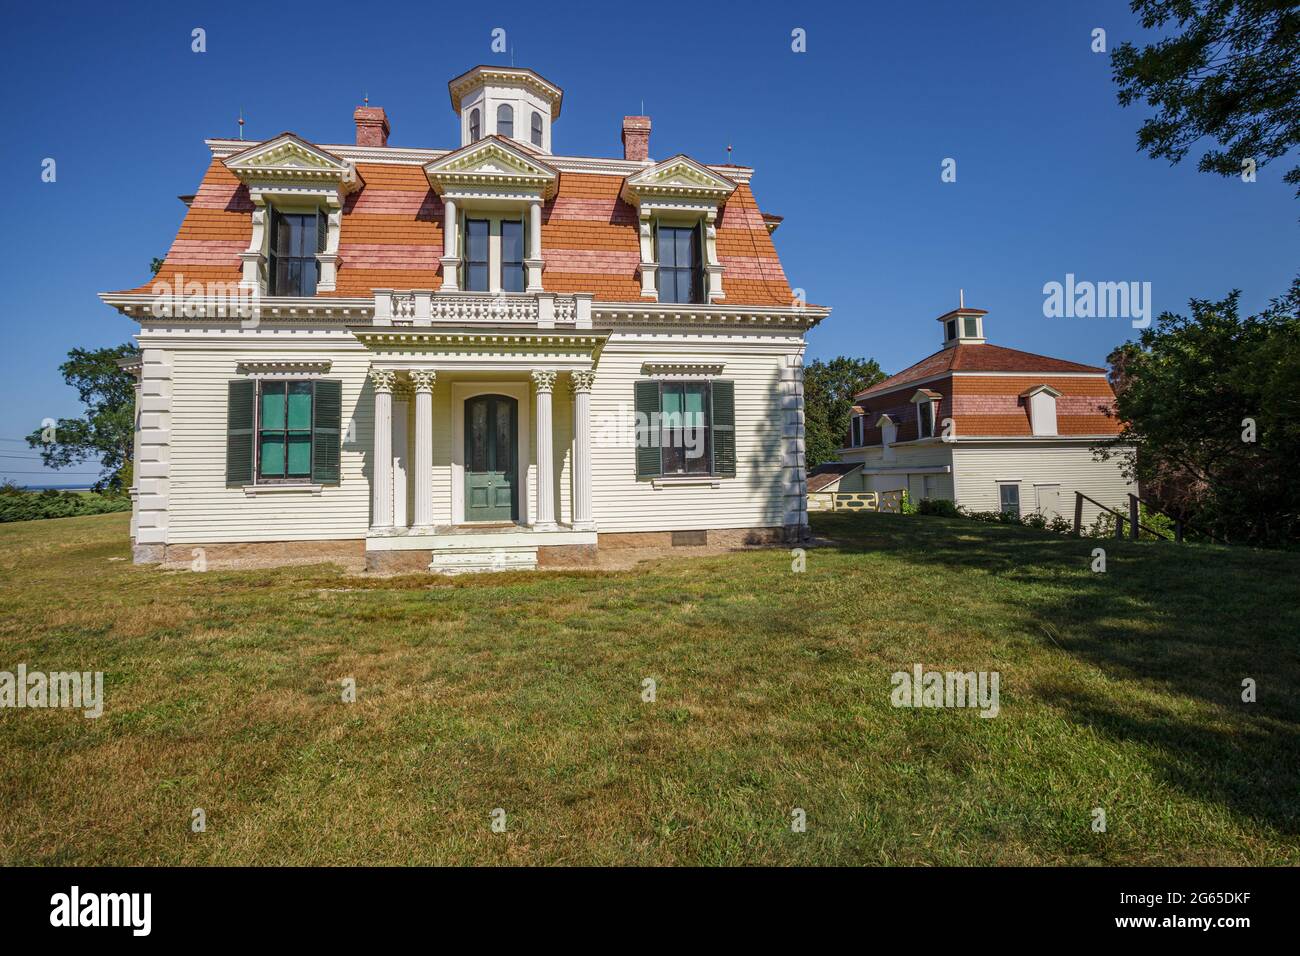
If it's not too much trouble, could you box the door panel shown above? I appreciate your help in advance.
[1035,484,1062,517]
[464,395,517,521]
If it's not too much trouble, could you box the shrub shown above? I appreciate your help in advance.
[918,497,960,518]
[0,489,131,523]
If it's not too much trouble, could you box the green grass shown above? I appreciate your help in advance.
[0,511,1296,865]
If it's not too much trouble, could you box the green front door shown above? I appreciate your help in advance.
[464,394,518,522]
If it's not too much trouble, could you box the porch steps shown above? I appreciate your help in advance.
[428,545,538,575]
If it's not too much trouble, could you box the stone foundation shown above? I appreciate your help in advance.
[598,526,785,549]
[536,543,599,567]
[132,544,166,565]
[365,549,434,573]
[157,539,365,570]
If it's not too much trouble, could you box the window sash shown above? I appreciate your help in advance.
[530,112,543,146]
[464,218,490,292]
[999,484,1020,516]
[918,401,935,438]
[657,225,703,304]
[501,220,525,293]
[497,104,514,139]
[268,211,319,296]
[658,382,712,475]
[257,380,314,481]
[469,108,481,141]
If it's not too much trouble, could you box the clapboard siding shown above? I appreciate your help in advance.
[588,331,803,532]
[953,443,1135,522]
[161,338,373,543]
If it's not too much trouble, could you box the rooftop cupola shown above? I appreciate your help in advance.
[937,292,988,348]
[447,65,563,153]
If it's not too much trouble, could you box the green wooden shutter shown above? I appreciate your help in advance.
[266,206,279,294]
[226,379,256,486]
[711,380,736,477]
[312,379,342,484]
[634,380,662,479]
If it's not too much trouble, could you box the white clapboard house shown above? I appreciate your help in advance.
[103,66,825,572]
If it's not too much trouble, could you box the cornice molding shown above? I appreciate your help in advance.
[205,139,753,182]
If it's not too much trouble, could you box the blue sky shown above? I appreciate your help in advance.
[0,0,1295,484]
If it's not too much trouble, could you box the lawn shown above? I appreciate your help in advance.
[0,511,1296,865]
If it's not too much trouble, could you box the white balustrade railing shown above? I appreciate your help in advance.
[372,290,589,328]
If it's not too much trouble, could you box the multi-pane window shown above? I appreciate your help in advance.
[258,381,313,480]
[531,112,543,147]
[850,415,863,447]
[497,104,514,139]
[999,483,1021,516]
[657,225,702,304]
[464,218,490,292]
[917,400,936,438]
[267,210,321,296]
[659,382,712,475]
[469,108,481,142]
[501,220,525,293]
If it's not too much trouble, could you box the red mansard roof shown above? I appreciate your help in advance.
[857,343,1105,399]
[119,140,795,307]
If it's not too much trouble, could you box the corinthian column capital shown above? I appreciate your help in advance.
[409,369,437,392]
[369,368,396,393]
[570,369,596,393]
[531,369,556,393]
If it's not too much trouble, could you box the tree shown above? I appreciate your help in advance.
[26,344,139,493]
[1111,1,1300,196]
[1098,280,1300,547]
[803,356,885,468]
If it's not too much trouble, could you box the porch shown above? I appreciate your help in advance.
[363,349,599,572]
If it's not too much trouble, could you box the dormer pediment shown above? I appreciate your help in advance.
[620,155,737,210]
[423,135,558,199]
[875,413,896,428]
[223,133,361,193]
[910,389,942,403]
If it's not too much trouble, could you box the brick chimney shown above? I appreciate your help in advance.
[354,106,390,147]
[622,116,651,162]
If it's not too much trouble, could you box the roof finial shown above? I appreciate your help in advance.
[959,288,965,309]
[237,107,245,141]
[363,89,368,106]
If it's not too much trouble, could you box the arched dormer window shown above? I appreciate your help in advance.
[531,111,543,147]
[469,108,481,142]
[497,104,514,139]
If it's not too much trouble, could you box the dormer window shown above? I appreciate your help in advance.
[911,389,941,439]
[497,104,514,139]
[656,224,703,304]
[531,112,543,147]
[849,413,864,447]
[267,208,323,296]
[1021,385,1062,436]
[469,108,481,142]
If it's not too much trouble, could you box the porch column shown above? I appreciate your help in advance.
[370,368,396,529]
[410,369,436,528]
[570,370,595,530]
[440,197,459,292]
[531,369,557,530]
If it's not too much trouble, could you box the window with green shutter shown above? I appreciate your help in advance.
[227,379,342,487]
[634,378,735,479]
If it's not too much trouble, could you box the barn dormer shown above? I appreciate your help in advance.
[447,65,563,153]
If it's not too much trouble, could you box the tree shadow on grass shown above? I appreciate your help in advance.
[813,512,1300,835]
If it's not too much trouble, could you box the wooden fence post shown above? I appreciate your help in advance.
[1074,492,1084,537]
[1129,494,1140,541]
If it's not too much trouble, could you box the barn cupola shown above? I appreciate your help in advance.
[447,65,563,154]
[937,293,988,348]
